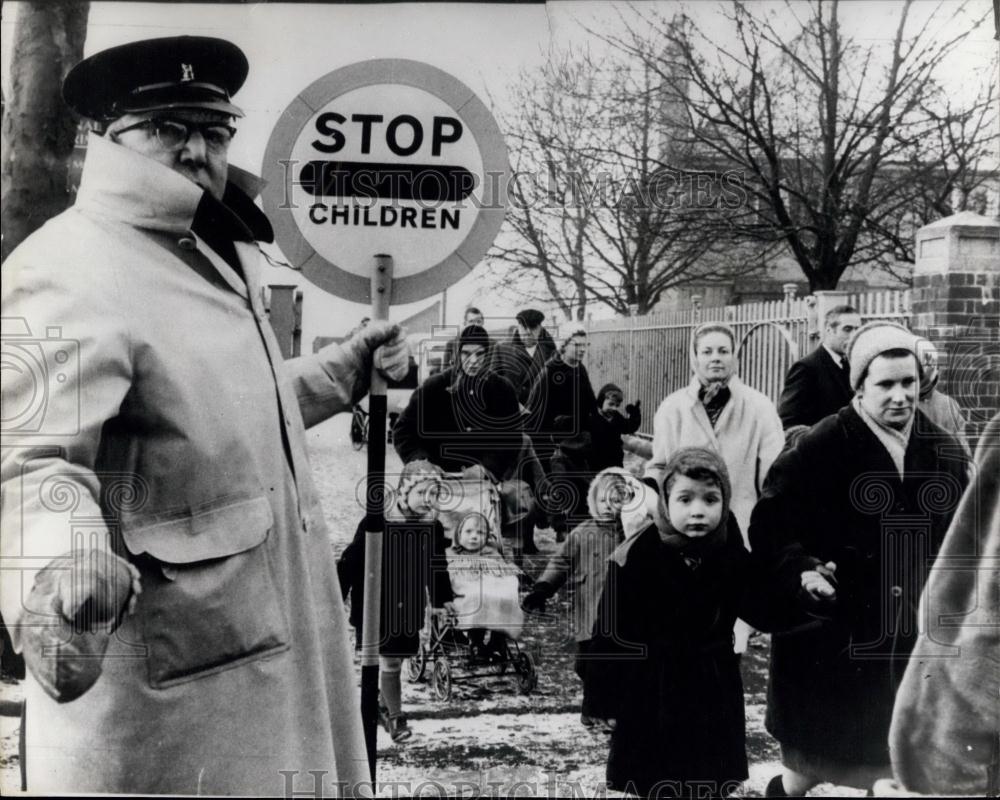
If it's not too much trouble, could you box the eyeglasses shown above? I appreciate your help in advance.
[113,117,236,153]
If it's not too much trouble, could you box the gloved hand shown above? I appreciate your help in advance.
[352,321,410,382]
[20,549,140,703]
[522,581,552,613]
[799,561,838,618]
[625,400,641,418]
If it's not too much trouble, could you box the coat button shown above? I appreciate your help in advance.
[178,236,197,250]
[890,585,903,597]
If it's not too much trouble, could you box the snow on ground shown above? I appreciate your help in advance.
[0,414,868,796]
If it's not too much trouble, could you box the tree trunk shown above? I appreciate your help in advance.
[1,1,89,263]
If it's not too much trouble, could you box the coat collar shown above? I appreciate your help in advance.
[838,404,939,488]
[76,132,205,233]
[75,132,272,242]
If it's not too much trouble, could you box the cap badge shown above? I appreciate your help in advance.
[181,63,195,82]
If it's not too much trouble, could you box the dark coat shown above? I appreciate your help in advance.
[589,408,642,471]
[548,432,594,527]
[526,356,598,450]
[595,518,755,797]
[491,328,557,403]
[337,518,453,657]
[748,404,970,766]
[392,367,524,480]
[777,345,853,428]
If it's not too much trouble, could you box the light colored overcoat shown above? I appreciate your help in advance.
[1,135,370,795]
[645,376,784,538]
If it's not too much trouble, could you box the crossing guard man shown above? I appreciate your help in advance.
[1,36,407,795]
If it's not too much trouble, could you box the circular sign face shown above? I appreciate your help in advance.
[262,60,509,304]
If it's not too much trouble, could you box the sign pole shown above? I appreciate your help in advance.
[359,253,394,782]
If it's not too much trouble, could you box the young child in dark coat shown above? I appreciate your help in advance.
[546,415,594,541]
[589,383,642,471]
[337,460,454,742]
[594,447,765,799]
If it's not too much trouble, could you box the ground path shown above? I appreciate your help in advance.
[0,413,866,797]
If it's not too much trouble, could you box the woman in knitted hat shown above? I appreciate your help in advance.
[337,460,455,743]
[593,447,766,798]
[749,320,971,796]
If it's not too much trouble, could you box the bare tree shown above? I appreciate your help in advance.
[603,0,996,291]
[490,45,763,319]
[2,1,90,263]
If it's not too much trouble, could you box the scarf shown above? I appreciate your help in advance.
[853,396,913,478]
[698,380,732,428]
[655,447,732,568]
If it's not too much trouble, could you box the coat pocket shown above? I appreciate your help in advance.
[122,495,290,689]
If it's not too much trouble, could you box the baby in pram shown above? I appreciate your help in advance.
[445,512,525,660]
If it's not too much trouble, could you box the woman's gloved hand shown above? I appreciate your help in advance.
[20,549,140,703]
[522,581,553,613]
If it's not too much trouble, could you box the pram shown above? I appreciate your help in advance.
[404,474,538,701]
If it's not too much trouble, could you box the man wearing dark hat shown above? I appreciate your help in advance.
[1,36,408,795]
[491,308,557,404]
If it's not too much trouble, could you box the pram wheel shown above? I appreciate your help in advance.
[405,643,427,683]
[431,659,452,701]
[513,651,537,694]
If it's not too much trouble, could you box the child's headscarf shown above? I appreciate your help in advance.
[655,447,732,553]
[612,447,732,566]
[394,459,443,518]
[450,511,500,555]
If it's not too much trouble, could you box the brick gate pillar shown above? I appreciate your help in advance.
[911,211,1000,450]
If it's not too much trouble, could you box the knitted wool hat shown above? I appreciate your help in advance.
[846,321,922,390]
[457,324,490,351]
[395,459,443,515]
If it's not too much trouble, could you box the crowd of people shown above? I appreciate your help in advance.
[373,301,990,799]
[1,33,994,799]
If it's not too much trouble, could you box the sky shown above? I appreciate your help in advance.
[2,1,996,346]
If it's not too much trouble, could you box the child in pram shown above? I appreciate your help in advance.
[445,512,525,661]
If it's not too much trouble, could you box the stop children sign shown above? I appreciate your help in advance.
[262,59,509,304]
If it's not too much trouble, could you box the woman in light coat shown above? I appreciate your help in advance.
[645,322,784,653]
[645,322,784,540]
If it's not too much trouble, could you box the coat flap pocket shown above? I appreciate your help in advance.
[122,496,274,564]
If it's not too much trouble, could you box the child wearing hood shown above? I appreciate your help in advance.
[524,467,639,729]
[594,447,766,799]
[590,383,642,472]
[337,460,454,742]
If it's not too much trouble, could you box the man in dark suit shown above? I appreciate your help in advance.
[778,304,861,428]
